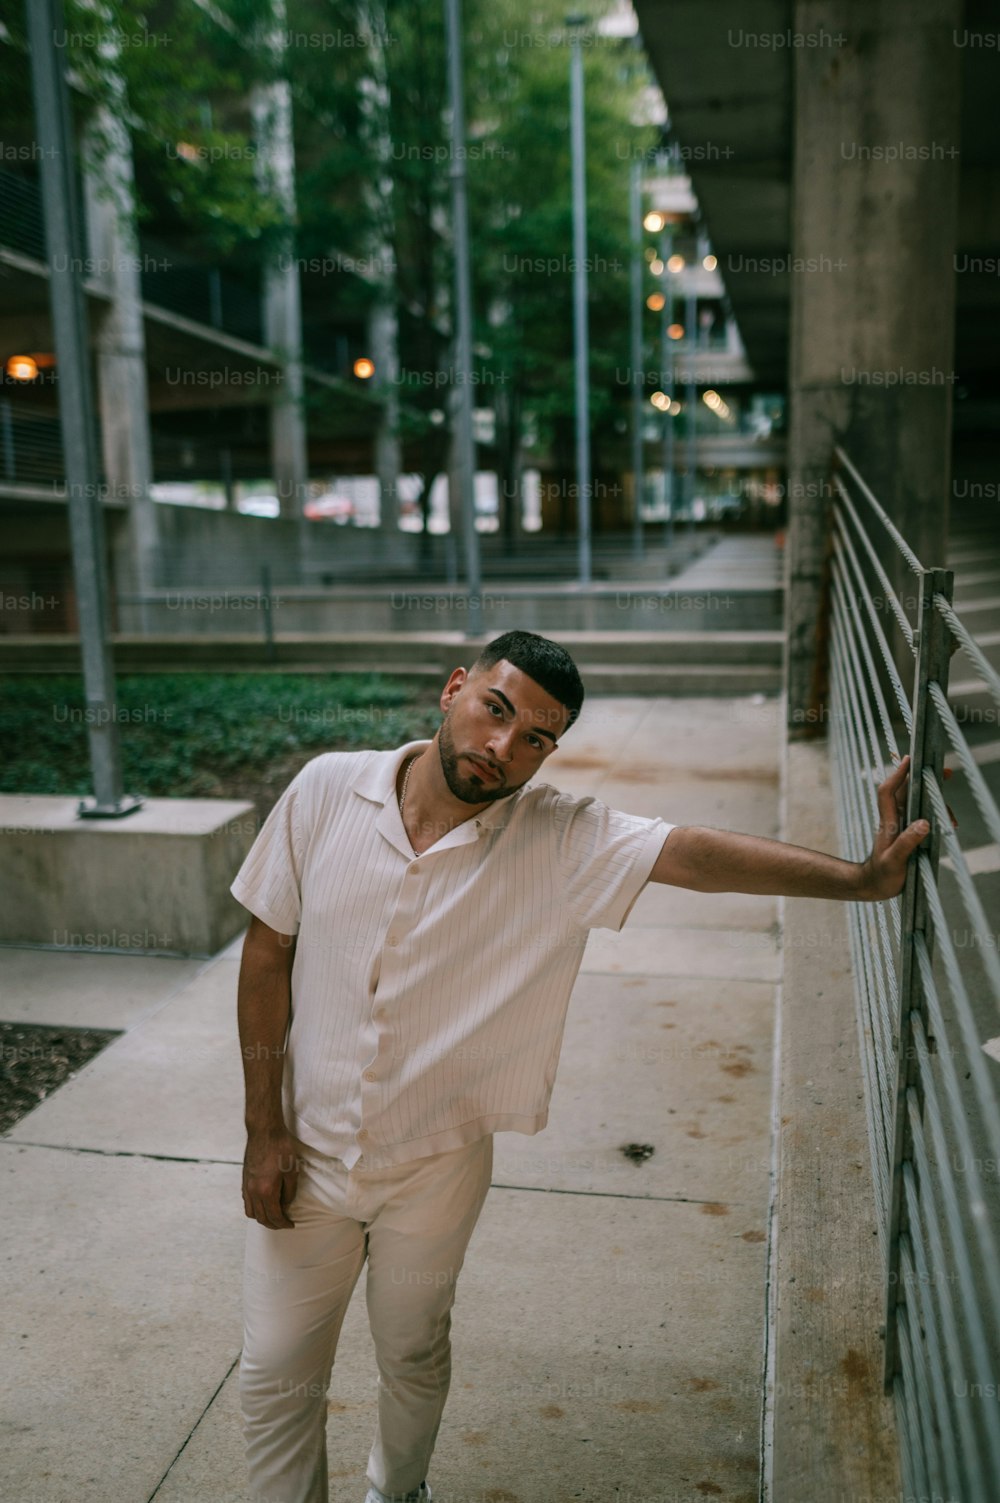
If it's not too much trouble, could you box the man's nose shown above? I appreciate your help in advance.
[485,726,515,761]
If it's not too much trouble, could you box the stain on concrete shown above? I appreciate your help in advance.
[805,1286,827,1303]
[620,1142,655,1163]
[840,1346,871,1393]
[741,1229,767,1243]
[686,1126,708,1139]
[538,1403,564,1419]
[462,1430,489,1445]
[687,1376,721,1392]
[721,1058,753,1078]
[701,1202,730,1216]
[717,1094,737,1103]
[695,1482,724,1496]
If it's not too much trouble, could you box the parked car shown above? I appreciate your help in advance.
[304,491,356,524]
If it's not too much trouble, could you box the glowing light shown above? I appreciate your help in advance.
[175,142,201,163]
[668,323,684,340]
[6,355,38,381]
[650,391,669,410]
[669,400,682,415]
[649,257,664,276]
[667,254,685,273]
[646,293,665,312]
[702,254,717,271]
[353,358,375,379]
[643,211,665,233]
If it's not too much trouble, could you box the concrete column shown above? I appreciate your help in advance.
[785,0,962,736]
[252,2,309,540]
[82,87,158,631]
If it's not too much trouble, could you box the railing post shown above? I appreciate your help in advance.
[882,564,955,1392]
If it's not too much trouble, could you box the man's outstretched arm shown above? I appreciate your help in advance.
[649,754,930,903]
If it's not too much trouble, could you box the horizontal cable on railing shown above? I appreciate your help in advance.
[907,1024,1000,1487]
[922,769,1000,1006]
[828,673,891,1223]
[832,474,916,651]
[834,445,926,576]
[911,986,1000,1321]
[914,862,1000,1157]
[830,563,908,773]
[828,617,897,1193]
[894,1278,942,1499]
[831,512,914,733]
[928,683,1000,852]
[900,1163,966,1502]
[934,594,1000,707]
[894,1308,930,1499]
[827,600,905,991]
[905,1090,988,1491]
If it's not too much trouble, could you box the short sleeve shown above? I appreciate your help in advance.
[230,768,308,935]
[552,792,675,932]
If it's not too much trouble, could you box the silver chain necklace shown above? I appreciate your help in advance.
[398,754,418,816]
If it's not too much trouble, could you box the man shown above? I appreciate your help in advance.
[233,628,928,1503]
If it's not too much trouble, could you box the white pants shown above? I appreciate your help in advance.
[240,1134,494,1503]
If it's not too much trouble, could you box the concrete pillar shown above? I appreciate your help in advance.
[785,0,962,736]
[82,86,158,631]
[252,2,309,540]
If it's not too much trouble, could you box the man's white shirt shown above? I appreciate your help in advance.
[231,740,673,1169]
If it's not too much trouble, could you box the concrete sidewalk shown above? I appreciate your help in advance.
[1,695,782,1503]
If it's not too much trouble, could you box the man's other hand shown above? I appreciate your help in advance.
[243,1129,300,1229]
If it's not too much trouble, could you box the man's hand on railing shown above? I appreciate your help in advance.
[857,754,955,902]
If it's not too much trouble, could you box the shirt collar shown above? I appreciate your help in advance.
[351,738,528,852]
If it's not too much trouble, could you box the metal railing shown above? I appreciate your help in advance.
[825,444,1000,1503]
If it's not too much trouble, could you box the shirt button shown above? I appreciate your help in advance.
[357,1129,368,1140]
[363,1070,377,1082]
[387,935,398,947]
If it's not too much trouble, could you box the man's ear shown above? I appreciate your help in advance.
[440,665,470,713]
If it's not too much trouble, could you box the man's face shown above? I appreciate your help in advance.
[436,659,571,805]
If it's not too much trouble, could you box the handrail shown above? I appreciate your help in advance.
[825,448,1000,1502]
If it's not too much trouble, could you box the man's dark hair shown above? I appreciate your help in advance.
[470,630,584,731]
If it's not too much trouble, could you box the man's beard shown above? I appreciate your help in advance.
[437,712,520,805]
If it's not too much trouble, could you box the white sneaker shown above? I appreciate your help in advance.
[364,1484,431,1503]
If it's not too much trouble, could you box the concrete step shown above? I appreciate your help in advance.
[0,630,785,676]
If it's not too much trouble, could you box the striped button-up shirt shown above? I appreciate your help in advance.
[231,739,673,1168]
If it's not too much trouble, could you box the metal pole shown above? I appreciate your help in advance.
[659,227,674,562]
[443,0,482,638]
[26,0,140,818]
[629,160,644,561]
[685,288,697,535]
[567,14,591,585]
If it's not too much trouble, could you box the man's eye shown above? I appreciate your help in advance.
[486,702,502,716]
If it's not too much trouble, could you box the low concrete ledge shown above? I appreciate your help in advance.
[0,796,257,957]
[769,736,901,1497]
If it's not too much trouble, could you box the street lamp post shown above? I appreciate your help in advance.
[26,0,141,818]
[629,160,644,561]
[685,286,697,534]
[567,13,592,586]
[659,226,675,561]
[443,0,483,637]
